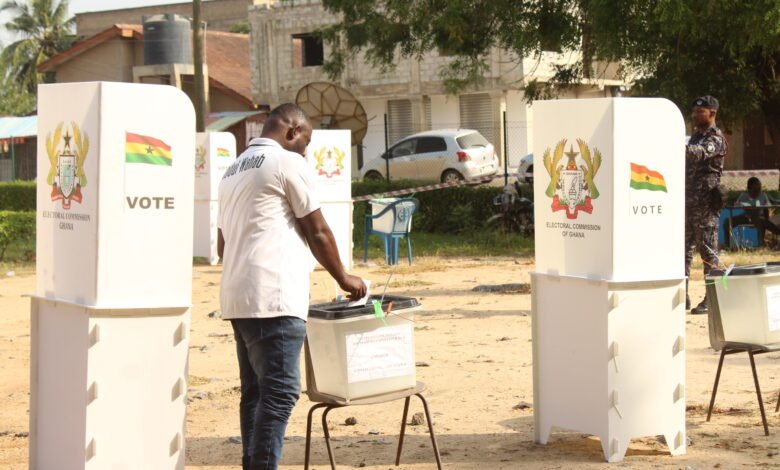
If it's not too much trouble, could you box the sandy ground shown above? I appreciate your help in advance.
[1,257,779,470]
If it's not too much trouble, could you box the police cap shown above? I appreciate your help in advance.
[692,95,719,110]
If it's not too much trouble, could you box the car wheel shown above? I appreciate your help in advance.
[441,169,464,184]
[364,171,383,181]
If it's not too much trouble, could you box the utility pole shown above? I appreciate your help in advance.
[193,0,206,132]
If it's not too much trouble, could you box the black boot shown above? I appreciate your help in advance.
[242,456,250,470]
[691,297,709,315]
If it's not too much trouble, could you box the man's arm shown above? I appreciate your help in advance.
[686,133,726,162]
[297,209,366,299]
[218,229,225,259]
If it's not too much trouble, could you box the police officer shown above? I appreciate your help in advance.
[685,95,728,314]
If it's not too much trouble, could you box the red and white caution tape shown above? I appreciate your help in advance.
[352,172,528,202]
[723,169,779,177]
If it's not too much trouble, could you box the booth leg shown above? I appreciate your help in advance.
[707,348,727,422]
[747,350,770,436]
[395,396,411,466]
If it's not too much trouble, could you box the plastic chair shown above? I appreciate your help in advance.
[731,224,760,248]
[302,341,443,470]
[719,208,759,249]
[364,198,419,265]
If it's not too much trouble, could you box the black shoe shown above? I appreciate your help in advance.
[691,300,709,315]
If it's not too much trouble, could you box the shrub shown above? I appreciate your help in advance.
[353,180,505,242]
[0,211,35,261]
[0,181,36,211]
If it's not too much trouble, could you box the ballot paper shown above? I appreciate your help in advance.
[346,279,371,307]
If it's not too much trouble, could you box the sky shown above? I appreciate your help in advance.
[1,0,182,45]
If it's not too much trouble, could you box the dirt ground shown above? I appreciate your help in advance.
[1,257,779,469]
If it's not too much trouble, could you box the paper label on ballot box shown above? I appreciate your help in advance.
[345,324,414,383]
[765,285,780,332]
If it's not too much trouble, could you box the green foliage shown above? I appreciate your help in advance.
[0,210,35,261]
[0,181,35,211]
[0,0,75,93]
[359,230,534,260]
[229,20,250,34]
[352,181,506,248]
[321,0,780,129]
[0,78,35,115]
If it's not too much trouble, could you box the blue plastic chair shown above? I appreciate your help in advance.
[364,198,419,265]
[719,207,759,249]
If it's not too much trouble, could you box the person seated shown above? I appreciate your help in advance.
[726,177,780,246]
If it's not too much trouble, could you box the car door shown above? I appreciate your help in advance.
[412,136,448,180]
[387,138,418,179]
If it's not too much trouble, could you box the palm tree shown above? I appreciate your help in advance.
[1,0,74,93]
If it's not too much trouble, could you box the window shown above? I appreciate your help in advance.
[416,137,447,153]
[390,139,417,158]
[456,132,489,149]
[292,33,323,68]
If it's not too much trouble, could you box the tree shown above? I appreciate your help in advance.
[319,0,780,129]
[0,0,74,94]
[0,78,35,115]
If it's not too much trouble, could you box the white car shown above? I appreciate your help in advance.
[516,153,533,184]
[361,129,499,183]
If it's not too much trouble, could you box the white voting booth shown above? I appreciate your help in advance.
[194,132,236,264]
[31,82,195,470]
[532,98,687,462]
[306,129,353,270]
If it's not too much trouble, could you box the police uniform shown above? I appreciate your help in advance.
[684,95,728,313]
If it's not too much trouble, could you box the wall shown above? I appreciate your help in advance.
[75,0,255,37]
[55,39,138,83]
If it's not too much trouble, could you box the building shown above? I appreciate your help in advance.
[75,0,257,37]
[248,0,625,175]
[39,24,255,113]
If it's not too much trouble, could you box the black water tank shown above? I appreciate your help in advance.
[143,14,192,65]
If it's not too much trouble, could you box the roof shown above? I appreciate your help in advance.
[411,128,480,137]
[0,116,37,139]
[38,24,253,105]
[206,111,264,131]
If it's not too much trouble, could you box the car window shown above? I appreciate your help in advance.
[456,132,489,149]
[416,137,447,153]
[391,139,417,158]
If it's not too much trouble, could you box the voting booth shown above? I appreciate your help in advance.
[31,82,195,470]
[194,132,236,264]
[306,129,353,270]
[531,98,687,462]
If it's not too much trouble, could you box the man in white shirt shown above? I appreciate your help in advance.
[727,176,780,246]
[218,103,366,470]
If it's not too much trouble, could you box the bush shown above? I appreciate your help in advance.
[353,180,505,242]
[0,211,35,261]
[0,181,36,211]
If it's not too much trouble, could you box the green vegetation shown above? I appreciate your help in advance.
[358,230,534,260]
[0,181,35,211]
[0,210,34,261]
[320,0,780,130]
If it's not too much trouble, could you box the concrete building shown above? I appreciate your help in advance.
[75,0,257,37]
[39,24,255,113]
[248,0,624,176]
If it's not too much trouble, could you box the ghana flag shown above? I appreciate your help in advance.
[216,147,230,157]
[630,163,667,192]
[125,132,172,166]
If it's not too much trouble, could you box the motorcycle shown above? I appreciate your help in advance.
[488,178,534,236]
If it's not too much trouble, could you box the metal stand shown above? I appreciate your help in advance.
[707,341,780,436]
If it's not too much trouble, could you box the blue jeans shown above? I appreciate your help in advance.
[231,316,306,470]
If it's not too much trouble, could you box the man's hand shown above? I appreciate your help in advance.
[339,274,367,300]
